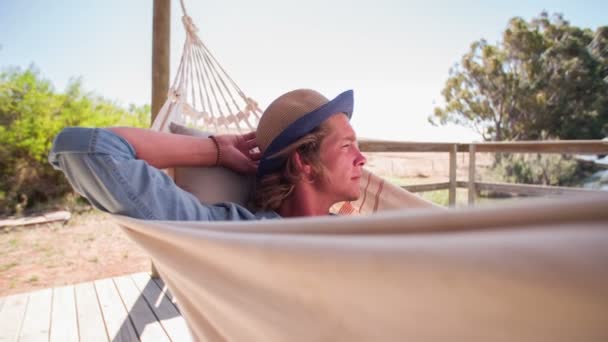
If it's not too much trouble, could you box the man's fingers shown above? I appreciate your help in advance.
[245,138,258,150]
[242,131,256,140]
[249,151,262,161]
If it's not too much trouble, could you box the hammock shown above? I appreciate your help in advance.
[114,2,608,340]
[116,196,608,341]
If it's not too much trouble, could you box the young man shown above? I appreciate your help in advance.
[49,89,366,220]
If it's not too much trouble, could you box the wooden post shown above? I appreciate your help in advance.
[150,0,171,279]
[448,144,457,207]
[468,143,476,205]
[152,0,171,122]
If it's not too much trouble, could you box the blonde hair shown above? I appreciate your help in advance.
[253,124,329,211]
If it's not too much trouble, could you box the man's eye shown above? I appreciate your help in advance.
[342,144,350,148]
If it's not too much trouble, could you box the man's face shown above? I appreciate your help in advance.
[315,113,367,202]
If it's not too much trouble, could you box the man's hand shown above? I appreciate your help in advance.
[214,132,261,174]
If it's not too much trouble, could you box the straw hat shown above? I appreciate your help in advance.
[256,89,354,177]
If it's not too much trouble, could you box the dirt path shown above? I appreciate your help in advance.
[0,211,149,296]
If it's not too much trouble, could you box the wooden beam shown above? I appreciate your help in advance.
[462,181,605,197]
[468,144,476,205]
[150,262,160,278]
[469,140,608,154]
[448,145,457,206]
[403,181,604,197]
[359,140,459,153]
[152,0,171,122]
[359,139,608,154]
[0,210,70,228]
[151,0,171,279]
[401,182,451,193]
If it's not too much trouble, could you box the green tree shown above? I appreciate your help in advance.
[429,13,608,187]
[430,12,608,141]
[0,66,150,215]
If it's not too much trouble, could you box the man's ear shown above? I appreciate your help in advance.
[292,150,313,180]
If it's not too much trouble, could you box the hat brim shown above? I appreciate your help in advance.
[257,89,354,178]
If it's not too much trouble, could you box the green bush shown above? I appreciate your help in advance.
[0,66,150,216]
[492,153,592,187]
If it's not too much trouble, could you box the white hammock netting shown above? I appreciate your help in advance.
[116,3,608,341]
[151,5,261,135]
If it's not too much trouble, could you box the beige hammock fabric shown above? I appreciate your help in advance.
[112,3,608,341]
[115,195,608,341]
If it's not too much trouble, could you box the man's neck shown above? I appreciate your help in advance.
[277,183,333,218]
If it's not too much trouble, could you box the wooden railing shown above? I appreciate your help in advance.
[359,140,608,206]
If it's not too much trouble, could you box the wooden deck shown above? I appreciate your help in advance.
[0,273,192,341]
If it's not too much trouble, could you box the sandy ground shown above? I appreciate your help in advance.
[0,152,493,297]
[0,212,149,296]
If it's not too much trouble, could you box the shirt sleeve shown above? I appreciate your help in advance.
[48,127,258,221]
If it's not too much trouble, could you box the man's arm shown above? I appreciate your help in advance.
[108,127,260,173]
[49,126,261,220]
[107,127,215,169]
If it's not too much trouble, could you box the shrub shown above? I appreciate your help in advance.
[0,66,150,215]
[492,153,600,189]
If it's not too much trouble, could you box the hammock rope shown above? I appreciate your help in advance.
[152,0,260,134]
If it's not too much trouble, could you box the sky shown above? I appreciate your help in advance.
[1,0,606,142]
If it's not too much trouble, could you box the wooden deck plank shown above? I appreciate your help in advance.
[0,292,29,341]
[152,277,177,305]
[50,285,78,342]
[152,277,171,300]
[0,273,190,342]
[131,273,192,341]
[75,281,109,342]
[113,275,170,342]
[94,278,139,342]
[19,288,52,342]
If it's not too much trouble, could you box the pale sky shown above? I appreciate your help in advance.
[1,0,606,142]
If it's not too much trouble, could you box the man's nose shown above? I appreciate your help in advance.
[355,149,366,167]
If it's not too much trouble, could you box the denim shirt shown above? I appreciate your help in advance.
[49,127,281,221]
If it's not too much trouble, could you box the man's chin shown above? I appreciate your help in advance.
[347,190,362,202]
